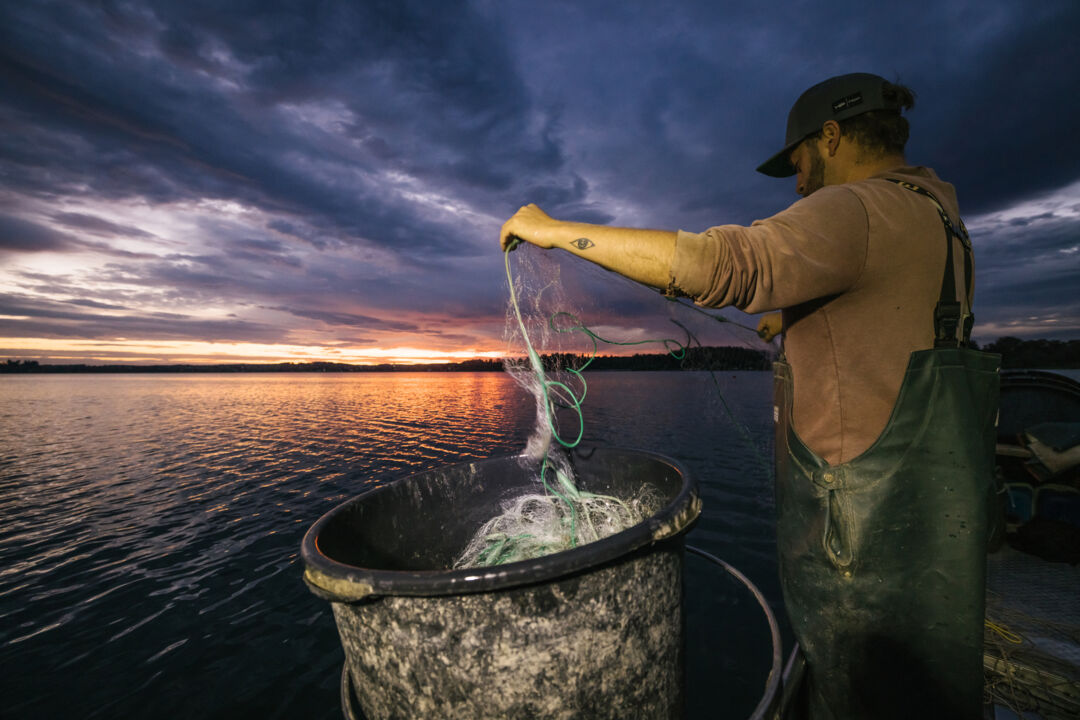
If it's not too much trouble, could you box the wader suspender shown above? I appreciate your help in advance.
[774,178,999,720]
[885,178,974,347]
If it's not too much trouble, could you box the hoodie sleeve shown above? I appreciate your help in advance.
[669,184,870,313]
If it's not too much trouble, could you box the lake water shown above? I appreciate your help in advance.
[1,371,782,719]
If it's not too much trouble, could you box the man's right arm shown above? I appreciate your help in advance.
[500,204,677,291]
[499,186,867,315]
[670,186,868,312]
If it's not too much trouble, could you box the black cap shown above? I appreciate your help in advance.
[756,73,900,178]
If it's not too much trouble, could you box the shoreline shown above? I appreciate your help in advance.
[0,347,776,374]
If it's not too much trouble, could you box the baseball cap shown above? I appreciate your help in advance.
[756,73,901,177]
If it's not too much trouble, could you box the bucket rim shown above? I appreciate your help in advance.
[301,446,700,600]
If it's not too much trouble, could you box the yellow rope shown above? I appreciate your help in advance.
[985,619,1024,645]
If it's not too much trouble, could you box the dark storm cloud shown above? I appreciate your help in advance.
[228,237,304,268]
[913,3,1080,215]
[969,212,1080,339]
[64,298,129,311]
[1,0,1078,359]
[50,212,155,238]
[0,0,568,260]
[267,306,420,333]
[0,214,76,252]
[0,218,158,262]
[988,271,1079,314]
[9,268,198,312]
[0,294,278,342]
[0,213,161,257]
[510,0,1080,228]
[977,217,1080,264]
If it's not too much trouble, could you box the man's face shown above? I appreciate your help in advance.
[790,139,826,198]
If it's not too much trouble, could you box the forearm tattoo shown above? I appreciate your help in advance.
[570,237,595,250]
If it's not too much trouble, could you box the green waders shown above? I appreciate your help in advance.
[774,180,1000,720]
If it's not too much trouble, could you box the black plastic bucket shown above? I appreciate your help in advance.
[301,446,701,720]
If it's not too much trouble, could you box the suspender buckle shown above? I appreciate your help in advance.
[934,301,963,347]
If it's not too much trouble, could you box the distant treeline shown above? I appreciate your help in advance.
[537,346,773,371]
[3,337,1077,373]
[3,346,771,373]
[1,358,505,374]
[978,337,1080,369]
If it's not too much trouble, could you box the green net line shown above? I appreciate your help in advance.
[500,242,772,556]
[661,293,762,337]
[505,244,680,547]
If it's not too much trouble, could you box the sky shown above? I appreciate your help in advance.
[1,0,1078,365]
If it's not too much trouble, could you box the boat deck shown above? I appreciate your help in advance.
[984,544,1080,719]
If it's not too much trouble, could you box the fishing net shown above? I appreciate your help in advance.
[453,485,662,568]
[453,243,776,569]
[983,590,1080,719]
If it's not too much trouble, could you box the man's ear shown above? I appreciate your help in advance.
[822,120,841,157]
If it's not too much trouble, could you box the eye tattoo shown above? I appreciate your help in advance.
[570,237,595,250]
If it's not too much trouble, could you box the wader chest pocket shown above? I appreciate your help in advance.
[813,467,855,571]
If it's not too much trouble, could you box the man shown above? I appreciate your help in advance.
[501,73,999,719]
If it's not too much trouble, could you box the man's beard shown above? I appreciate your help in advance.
[801,143,826,197]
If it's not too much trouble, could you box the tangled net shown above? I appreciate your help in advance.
[453,241,774,569]
[453,485,660,568]
[453,245,668,569]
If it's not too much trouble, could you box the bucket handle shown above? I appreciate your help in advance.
[686,545,783,720]
[340,663,363,720]
[303,567,375,603]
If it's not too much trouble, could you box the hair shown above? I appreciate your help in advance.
[809,80,917,157]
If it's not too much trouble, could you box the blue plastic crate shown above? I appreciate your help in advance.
[1034,483,1080,528]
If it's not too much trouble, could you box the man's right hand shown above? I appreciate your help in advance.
[498,205,679,291]
[500,204,557,251]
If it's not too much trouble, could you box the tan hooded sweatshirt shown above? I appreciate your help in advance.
[669,166,971,465]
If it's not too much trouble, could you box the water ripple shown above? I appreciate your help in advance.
[0,370,775,719]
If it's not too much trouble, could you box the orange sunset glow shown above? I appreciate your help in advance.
[0,337,508,366]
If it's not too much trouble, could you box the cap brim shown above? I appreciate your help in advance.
[756,142,798,177]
